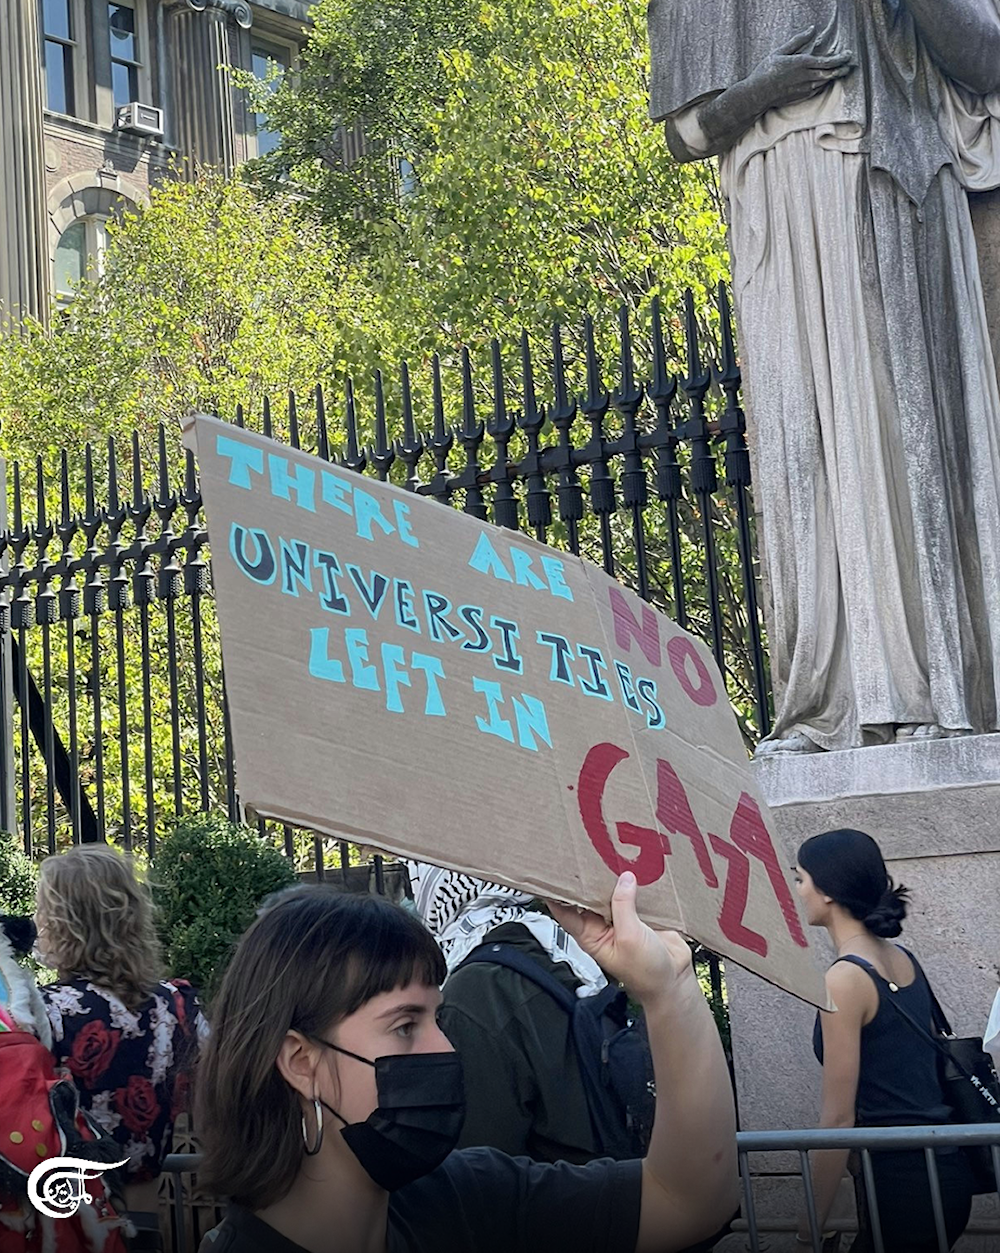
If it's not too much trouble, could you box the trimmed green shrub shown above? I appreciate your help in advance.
[0,832,37,916]
[152,814,297,998]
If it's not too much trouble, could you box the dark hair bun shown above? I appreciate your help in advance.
[863,883,910,938]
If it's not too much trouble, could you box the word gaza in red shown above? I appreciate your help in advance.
[577,742,806,958]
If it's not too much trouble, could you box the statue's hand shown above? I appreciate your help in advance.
[674,26,857,163]
[748,26,855,113]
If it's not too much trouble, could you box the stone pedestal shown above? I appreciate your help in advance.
[0,0,50,327]
[727,737,1000,1247]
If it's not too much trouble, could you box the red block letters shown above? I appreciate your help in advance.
[577,742,807,956]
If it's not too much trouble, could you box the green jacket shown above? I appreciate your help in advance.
[439,921,597,1165]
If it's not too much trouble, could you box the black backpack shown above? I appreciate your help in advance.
[456,941,656,1160]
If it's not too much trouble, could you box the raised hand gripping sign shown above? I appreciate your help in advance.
[185,414,829,1008]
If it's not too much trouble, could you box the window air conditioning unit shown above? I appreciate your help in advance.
[116,102,164,138]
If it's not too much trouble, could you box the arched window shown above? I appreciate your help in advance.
[54,218,108,302]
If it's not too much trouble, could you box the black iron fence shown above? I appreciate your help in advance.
[0,283,769,870]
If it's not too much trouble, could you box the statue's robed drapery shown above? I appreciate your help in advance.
[648,0,856,118]
[648,0,1000,750]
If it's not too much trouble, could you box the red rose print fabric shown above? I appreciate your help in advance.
[67,1019,121,1086]
[114,1076,158,1137]
[41,980,207,1183]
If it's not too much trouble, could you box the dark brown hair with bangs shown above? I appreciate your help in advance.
[194,887,446,1208]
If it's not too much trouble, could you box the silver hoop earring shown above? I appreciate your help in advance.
[301,1097,324,1155]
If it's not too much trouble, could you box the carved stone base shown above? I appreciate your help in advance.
[754,732,1000,858]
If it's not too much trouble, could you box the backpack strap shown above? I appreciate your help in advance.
[834,954,980,1083]
[893,945,955,1036]
[457,941,640,1158]
[455,942,579,1014]
[831,952,881,981]
[833,950,952,1031]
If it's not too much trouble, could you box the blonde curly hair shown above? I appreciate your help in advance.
[36,845,163,1008]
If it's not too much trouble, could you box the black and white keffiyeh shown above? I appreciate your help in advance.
[405,862,607,999]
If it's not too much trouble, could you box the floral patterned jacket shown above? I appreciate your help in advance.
[40,979,208,1183]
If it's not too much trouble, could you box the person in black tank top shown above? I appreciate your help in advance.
[793,829,973,1253]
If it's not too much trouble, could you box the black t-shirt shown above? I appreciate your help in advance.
[197,1148,642,1253]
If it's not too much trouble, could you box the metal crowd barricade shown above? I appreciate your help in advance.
[737,1124,1000,1253]
[160,1124,1000,1253]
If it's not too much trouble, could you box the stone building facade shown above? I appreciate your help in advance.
[0,0,311,328]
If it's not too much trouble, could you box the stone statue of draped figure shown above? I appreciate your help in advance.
[648,0,1000,752]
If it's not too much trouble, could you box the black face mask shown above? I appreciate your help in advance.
[316,1042,465,1192]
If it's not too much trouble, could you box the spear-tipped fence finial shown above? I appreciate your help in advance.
[396,359,424,492]
[288,390,300,449]
[457,346,487,521]
[369,370,394,481]
[343,377,367,474]
[488,340,518,530]
[316,385,330,462]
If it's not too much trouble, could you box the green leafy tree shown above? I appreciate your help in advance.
[1,0,732,459]
[0,833,37,915]
[243,0,488,239]
[152,814,297,996]
[259,0,729,352]
[0,175,387,456]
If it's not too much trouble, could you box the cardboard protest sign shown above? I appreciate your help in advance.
[185,413,829,1008]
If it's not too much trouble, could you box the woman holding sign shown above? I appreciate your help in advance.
[794,829,975,1252]
[194,873,737,1253]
